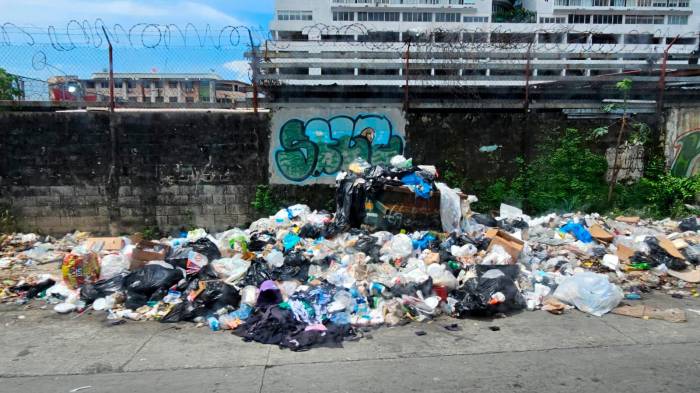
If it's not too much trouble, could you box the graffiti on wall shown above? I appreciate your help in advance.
[671,128,700,177]
[274,114,404,183]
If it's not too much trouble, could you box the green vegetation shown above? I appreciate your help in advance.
[252,185,281,216]
[0,68,21,100]
[469,128,700,219]
[0,204,18,234]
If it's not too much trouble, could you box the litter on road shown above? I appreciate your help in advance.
[1,156,699,351]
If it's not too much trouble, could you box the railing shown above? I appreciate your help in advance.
[554,0,689,7]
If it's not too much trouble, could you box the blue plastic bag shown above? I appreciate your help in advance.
[560,222,593,243]
[401,173,432,199]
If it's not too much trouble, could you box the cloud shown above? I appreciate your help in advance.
[223,60,252,82]
[0,0,243,27]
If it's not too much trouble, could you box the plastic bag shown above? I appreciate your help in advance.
[436,182,462,234]
[482,245,513,265]
[189,238,222,262]
[426,263,458,290]
[553,272,623,317]
[265,249,285,268]
[453,269,525,316]
[210,257,251,283]
[62,252,101,289]
[385,234,413,260]
[123,264,184,309]
[99,254,130,280]
[560,222,593,243]
[80,273,126,303]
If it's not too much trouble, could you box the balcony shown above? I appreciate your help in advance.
[331,0,477,8]
[553,0,690,8]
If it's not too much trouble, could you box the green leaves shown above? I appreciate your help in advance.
[616,78,632,92]
[0,68,21,101]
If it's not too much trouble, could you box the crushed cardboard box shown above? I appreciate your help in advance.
[485,229,524,262]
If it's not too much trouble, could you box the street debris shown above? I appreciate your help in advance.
[1,156,699,350]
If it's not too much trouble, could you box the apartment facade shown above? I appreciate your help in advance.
[267,0,700,85]
[49,73,249,104]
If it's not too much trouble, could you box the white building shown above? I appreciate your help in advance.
[266,0,699,86]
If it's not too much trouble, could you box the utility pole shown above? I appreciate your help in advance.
[102,26,115,113]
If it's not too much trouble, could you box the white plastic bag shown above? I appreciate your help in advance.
[386,234,413,259]
[211,257,250,283]
[553,272,623,316]
[99,254,130,280]
[436,182,462,234]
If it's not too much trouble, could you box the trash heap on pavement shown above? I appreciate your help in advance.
[2,156,699,350]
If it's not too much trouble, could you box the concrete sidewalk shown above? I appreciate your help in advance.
[2,293,699,393]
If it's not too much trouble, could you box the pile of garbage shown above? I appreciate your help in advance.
[2,157,699,350]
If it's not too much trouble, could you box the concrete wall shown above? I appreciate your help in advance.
[269,105,405,184]
[665,106,700,177]
[0,111,269,235]
[0,106,692,236]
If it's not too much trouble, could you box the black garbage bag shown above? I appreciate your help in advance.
[11,278,56,299]
[233,304,305,345]
[123,264,184,309]
[80,273,126,303]
[298,224,322,239]
[190,238,222,261]
[453,269,525,317]
[644,237,688,271]
[284,251,306,267]
[248,232,276,252]
[161,279,241,323]
[241,258,273,287]
[271,263,309,282]
[327,175,367,236]
[679,217,699,232]
[472,213,498,228]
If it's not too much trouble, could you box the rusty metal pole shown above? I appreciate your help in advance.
[404,39,411,112]
[657,35,679,116]
[102,26,115,113]
[247,29,259,113]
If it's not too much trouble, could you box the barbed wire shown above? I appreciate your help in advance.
[1,19,271,50]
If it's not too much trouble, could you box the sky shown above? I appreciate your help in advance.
[0,0,276,85]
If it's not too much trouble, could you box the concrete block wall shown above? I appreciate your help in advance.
[0,111,269,235]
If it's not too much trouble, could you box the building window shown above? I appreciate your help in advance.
[127,80,138,89]
[128,97,137,103]
[625,14,664,24]
[667,15,688,24]
[85,81,95,89]
[677,0,689,6]
[357,11,400,22]
[185,97,194,103]
[402,12,432,22]
[99,81,109,89]
[592,14,623,24]
[153,81,163,89]
[435,13,460,23]
[539,17,566,23]
[169,97,178,103]
[333,12,354,21]
[183,81,194,92]
[168,81,178,89]
[155,96,164,103]
[463,16,489,23]
[568,14,590,23]
[277,10,312,21]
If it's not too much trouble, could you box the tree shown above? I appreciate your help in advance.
[0,68,21,100]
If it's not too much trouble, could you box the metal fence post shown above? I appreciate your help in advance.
[247,29,259,113]
[102,26,115,113]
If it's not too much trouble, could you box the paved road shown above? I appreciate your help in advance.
[2,293,699,393]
